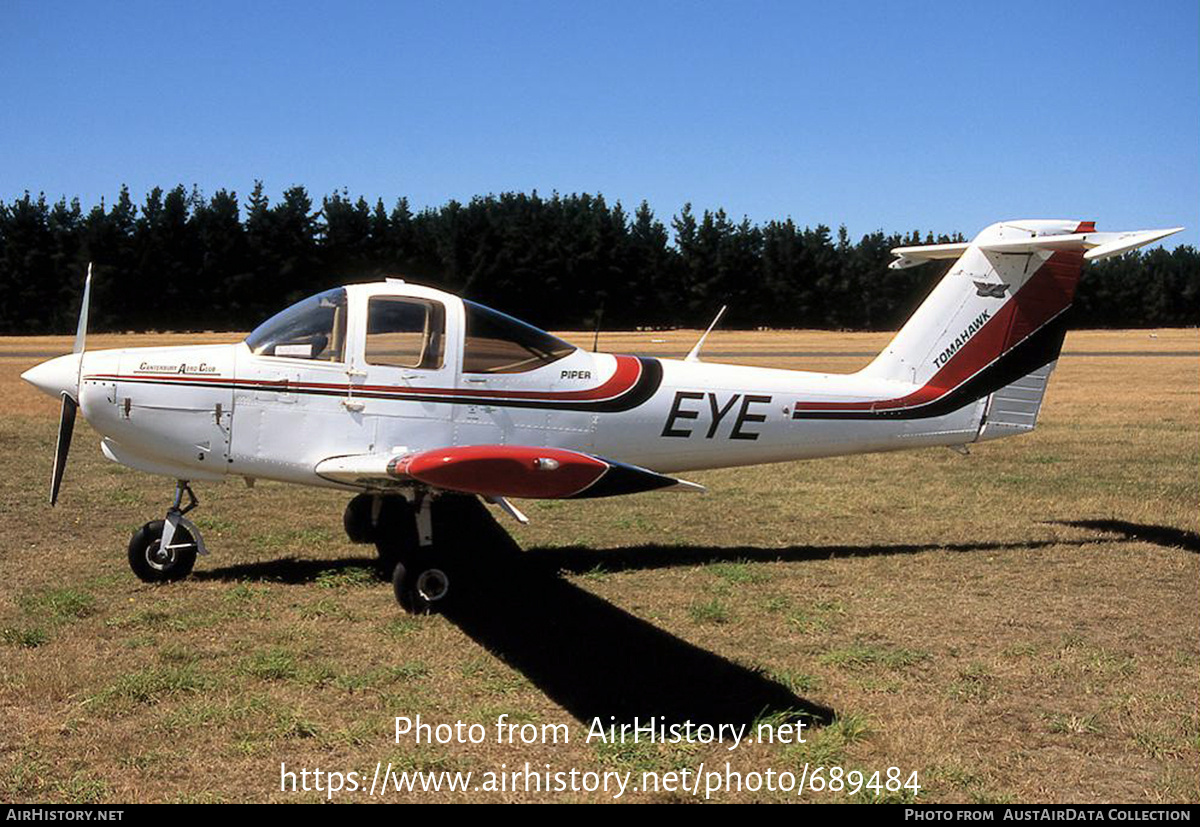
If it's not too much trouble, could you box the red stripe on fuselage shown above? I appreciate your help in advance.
[86,354,643,403]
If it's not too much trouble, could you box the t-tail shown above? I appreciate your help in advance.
[857,220,1182,441]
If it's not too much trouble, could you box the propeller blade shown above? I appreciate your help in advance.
[47,264,91,506]
[74,262,92,355]
[50,392,77,506]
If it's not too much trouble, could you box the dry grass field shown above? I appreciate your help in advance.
[0,328,1197,803]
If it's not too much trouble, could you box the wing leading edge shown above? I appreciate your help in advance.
[315,445,705,499]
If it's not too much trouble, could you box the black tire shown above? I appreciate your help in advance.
[386,494,517,611]
[128,519,197,583]
[392,561,412,612]
[342,493,377,544]
[391,559,452,615]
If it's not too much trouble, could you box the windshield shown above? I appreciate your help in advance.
[462,300,576,373]
[244,288,348,362]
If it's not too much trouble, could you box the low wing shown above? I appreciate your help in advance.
[315,445,705,499]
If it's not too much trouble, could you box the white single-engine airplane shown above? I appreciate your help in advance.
[22,219,1182,612]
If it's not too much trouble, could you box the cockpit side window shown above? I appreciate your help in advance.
[462,300,576,374]
[365,297,445,369]
[244,288,347,362]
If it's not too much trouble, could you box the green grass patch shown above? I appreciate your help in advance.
[19,587,97,622]
[820,641,929,671]
[242,647,299,681]
[315,566,377,589]
[688,597,731,625]
[948,662,995,703]
[709,560,771,584]
[784,712,871,766]
[333,661,429,692]
[90,665,212,708]
[593,738,694,772]
[298,597,355,620]
[460,657,528,694]
[380,616,423,638]
[763,595,791,613]
[224,583,270,603]
[579,564,611,582]
[771,668,821,694]
[107,488,143,506]
[1045,712,1103,735]
[159,695,271,732]
[1,625,49,648]
[157,644,201,665]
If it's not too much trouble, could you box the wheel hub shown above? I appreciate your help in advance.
[415,568,449,602]
[147,540,177,570]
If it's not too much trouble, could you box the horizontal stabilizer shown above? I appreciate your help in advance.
[888,242,971,269]
[1081,227,1185,261]
[890,224,1183,269]
[316,445,704,499]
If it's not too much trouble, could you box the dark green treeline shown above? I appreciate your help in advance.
[1,184,1196,334]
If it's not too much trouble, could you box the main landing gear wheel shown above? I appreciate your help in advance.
[392,559,452,615]
[380,493,517,615]
[128,519,197,582]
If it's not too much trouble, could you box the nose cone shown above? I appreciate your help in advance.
[21,353,82,400]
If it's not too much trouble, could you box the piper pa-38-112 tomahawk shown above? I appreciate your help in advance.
[21,219,1182,612]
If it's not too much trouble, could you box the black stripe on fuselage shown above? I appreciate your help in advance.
[92,357,664,414]
[790,310,1072,421]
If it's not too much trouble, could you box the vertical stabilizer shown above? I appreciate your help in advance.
[861,220,1092,389]
[848,220,1181,436]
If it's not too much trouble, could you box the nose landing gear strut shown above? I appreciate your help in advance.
[128,480,208,583]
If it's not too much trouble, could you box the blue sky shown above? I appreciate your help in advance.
[2,0,1197,246]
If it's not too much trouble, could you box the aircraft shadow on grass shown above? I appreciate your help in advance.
[198,541,834,729]
[195,525,1188,730]
[1049,519,1200,554]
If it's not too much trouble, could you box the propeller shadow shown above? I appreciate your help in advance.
[193,555,377,584]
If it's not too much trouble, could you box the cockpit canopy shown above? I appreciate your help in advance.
[461,300,574,373]
[244,285,576,374]
[245,288,348,362]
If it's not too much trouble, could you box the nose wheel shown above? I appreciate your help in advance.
[128,480,207,583]
[129,519,198,582]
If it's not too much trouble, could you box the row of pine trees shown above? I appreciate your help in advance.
[1,184,1196,335]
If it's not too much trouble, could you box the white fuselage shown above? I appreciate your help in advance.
[74,296,984,491]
